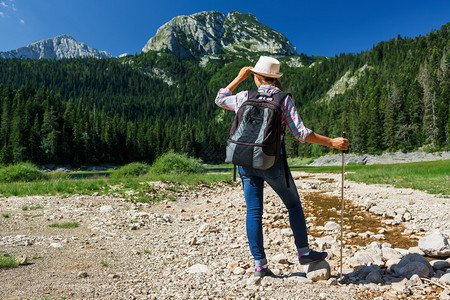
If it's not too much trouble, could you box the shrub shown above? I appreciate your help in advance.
[0,162,48,183]
[111,162,151,178]
[150,151,204,174]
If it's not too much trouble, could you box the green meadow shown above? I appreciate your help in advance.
[0,157,448,198]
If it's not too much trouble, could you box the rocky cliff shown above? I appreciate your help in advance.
[142,11,297,59]
[0,34,112,60]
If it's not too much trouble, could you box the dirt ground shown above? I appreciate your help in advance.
[0,171,449,299]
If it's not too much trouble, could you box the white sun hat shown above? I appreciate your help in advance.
[250,56,283,78]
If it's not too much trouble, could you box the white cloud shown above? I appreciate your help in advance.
[0,1,7,8]
[0,11,4,17]
[19,18,24,24]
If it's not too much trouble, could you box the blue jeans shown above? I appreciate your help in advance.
[238,156,310,267]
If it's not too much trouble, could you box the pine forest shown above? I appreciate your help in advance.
[0,23,448,166]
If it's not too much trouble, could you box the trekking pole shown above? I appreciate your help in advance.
[340,132,346,281]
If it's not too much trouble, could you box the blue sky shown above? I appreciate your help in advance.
[0,0,448,57]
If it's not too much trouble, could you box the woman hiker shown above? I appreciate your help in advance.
[215,56,349,277]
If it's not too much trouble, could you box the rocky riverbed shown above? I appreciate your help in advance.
[0,172,449,299]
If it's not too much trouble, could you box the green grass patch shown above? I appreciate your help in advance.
[22,205,43,211]
[150,151,204,174]
[111,162,151,178]
[345,160,450,195]
[48,222,79,228]
[0,255,19,268]
[0,162,48,183]
[2,213,9,218]
[288,160,449,195]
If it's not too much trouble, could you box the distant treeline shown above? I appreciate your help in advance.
[0,23,448,165]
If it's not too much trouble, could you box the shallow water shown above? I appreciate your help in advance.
[302,191,417,249]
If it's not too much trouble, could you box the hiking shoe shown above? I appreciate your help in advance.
[298,250,327,265]
[254,266,275,278]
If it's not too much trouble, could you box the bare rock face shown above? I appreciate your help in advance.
[0,35,112,60]
[142,11,297,59]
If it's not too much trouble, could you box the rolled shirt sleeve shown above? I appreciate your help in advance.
[215,88,248,112]
[282,94,312,143]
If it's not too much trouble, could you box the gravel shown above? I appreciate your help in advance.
[0,172,449,299]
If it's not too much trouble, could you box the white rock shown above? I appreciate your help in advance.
[186,264,212,274]
[324,221,341,231]
[272,253,289,264]
[418,230,450,258]
[198,223,218,234]
[305,260,331,282]
[280,228,293,237]
[100,205,114,213]
[382,247,403,260]
[50,242,63,248]
[439,273,450,284]
[233,267,246,275]
[407,247,425,255]
[349,252,374,268]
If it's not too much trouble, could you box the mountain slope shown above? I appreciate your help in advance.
[142,11,297,59]
[0,34,112,60]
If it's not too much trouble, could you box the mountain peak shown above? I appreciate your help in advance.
[0,35,112,60]
[142,10,297,59]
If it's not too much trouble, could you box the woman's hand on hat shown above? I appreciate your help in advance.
[237,66,254,82]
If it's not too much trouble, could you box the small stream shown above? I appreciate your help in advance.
[302,191,416,249]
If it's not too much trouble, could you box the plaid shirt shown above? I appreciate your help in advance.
[215,85,312,142]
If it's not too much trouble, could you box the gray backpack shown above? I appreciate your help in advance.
[225,90,291,186]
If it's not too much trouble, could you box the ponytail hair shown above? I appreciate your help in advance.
[260,76,283,91]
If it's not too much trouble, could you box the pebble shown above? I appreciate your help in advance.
[186,264,212,274]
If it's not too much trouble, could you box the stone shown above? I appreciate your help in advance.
[272,253,289,264]
[233,267,246,275]
[324,221,341,231]
[391,253,432,275]
[385,258,401,268]
[418,230,450,258]
[16,255,27,265]
[348,252,374,268]
[245,277,261,287]
[382,247,403,261]
[326,278,338,285]
[77,271,88,278]
[290,276,313,284]
[280,228,293,237]
[407,247,425,256]
[305,260,331,282]
[198,223,218,234]
[100,205,114,213]
[366,270,382,283]
[186,264,212,274]
[440,273,450,284]
[315,236,336,250]
[227,261,238,272]
[408,274,422,285]
[50,242,63,248]
[398,261,430,278]
[430,260,450,270]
